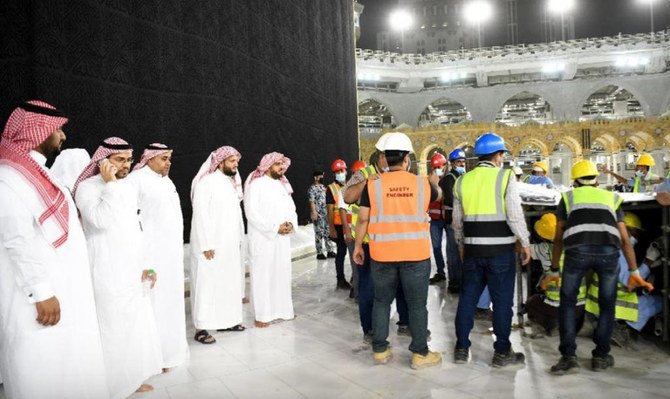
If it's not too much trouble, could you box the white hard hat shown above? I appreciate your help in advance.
[375,133,392,151]
[512,166,523,176]
[382,132,414,153]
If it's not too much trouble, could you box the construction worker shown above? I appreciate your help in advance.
[352,132,443,370]
[341,134,411,339]
[586,212,662,347]
[526,161,554,188]
[439,148,468,292]
[340,160,368,300]
[546,160,653,375]
[452,132,531,368]
[427,153,448,284]
[327,159,351,289]
[604,153,662,193]
[525,213,587,336]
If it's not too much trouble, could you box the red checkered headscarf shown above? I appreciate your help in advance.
[245,152,293,194]
[132,143,172,171]
[0,101,70,248]
[190,146,242,200]
[72,137,132,196]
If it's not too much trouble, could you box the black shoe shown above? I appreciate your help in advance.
[447,285,461,294]
[316,254,327,260]
[454,347,469,364]
[591,354,614,372]
[492,349,525,368]
[474,308,493,321]
[549,356,580,375]
[429,273,446,284]
[337,279,352,290]
[327,252,337,258]
[349,287,355,299]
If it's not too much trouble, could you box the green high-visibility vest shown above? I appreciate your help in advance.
[543,250,587,306]
[562,186,623,249]
[584,274,638,322]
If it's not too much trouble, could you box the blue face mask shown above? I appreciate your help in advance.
[455,166,466,175]
[335,173,346,183]
[635,170,644,178]
[435,169,444,177]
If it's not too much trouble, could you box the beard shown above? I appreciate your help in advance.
[269,170,283,179]
[222,166,237,176]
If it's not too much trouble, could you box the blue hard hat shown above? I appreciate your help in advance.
[448,148,466,162]
[474,132,509,156]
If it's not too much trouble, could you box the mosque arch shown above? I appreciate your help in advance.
[516,137,550,157]
[358,98,396,135]
[627,131,655,152]
[554,135,582,156]
[417,97,473,127]
[495,91,554,126]
[579,85,645,121]
[591,133,620,154]
[419,144,448,175]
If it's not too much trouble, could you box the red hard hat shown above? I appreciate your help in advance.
[352,160,367,172]
[430,153,447,168]
[331,159,347,172]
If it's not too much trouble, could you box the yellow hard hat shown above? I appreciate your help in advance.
[571,160,599,180]
[623,212,643,231]
[532,161,548,174]
[534,213,557,241]
[636,153,655,167]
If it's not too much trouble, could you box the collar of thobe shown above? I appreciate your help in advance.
[30,150,47,166]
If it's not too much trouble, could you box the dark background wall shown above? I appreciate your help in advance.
[0,0,359,236]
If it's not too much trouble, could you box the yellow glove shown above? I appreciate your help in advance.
[627,269,653,292]
[540,269,560,291]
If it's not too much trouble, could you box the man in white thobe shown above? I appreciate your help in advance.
[244,152,297,328]
[0,101,108,399]
[190,146,245,344]
[74,137,162,399]
[128,143,189,369]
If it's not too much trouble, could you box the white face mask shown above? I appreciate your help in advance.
[335,172,346,183]
[630,236,638,247]
[435,169,444,177]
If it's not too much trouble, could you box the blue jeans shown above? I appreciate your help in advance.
[455,251,516,353]
[395,283,409,326]
[446,224,463,288]
[430,219,446,275]
[355,244,374,334]
[559,245,618,357]
[371,259,430,355]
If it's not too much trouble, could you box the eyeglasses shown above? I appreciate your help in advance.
[110,156,134,164]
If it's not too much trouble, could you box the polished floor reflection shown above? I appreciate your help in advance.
[2,254,669,399]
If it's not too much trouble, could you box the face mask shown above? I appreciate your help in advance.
[335,173,346,183]
[435,169,444,177]
[455,166,466,175]
[635,170,644,177]
[630,236,638,247]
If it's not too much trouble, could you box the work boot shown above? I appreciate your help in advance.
[316,254,327,260]
[549,356,580,375]
[429,273,446,284]
[454,347,469,364]
[373,347,393,365]
[491,349,525,368]
[397,325,410,336]
[610,323,630,348]
[591,354,614,372]
[474,308,493,321]
[410,351,442,370]
[336,279,352,290]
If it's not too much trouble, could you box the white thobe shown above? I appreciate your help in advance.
[244,175,297,323]
[75,175,162,399]
[128,167,189,368]
[190,172,244,330]
[0,152,107,399]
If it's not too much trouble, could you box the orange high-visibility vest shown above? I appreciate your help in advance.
[367,171,431,262]
[328,182,343,225]
[427,200,444,220]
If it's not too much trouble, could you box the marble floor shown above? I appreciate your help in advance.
[2,253,670,399]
